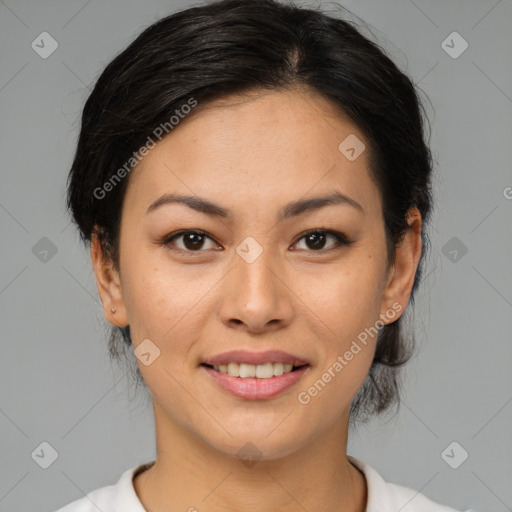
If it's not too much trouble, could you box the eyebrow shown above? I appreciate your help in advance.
[145,191,364,220]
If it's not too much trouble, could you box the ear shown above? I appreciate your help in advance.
[90,229,129,327]
[379,207,423,322]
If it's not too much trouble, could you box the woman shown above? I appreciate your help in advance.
[56,0,476,510]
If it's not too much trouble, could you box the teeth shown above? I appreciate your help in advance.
[212,362,296,379]
[255,363,273,378]
[273,362,284,376]
[239,363,256,378]
[227,362,239,377]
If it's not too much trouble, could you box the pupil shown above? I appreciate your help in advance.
[307,232,325,250]
[185,233,203,250]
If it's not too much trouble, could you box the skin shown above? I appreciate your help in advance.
[91,87,422,512]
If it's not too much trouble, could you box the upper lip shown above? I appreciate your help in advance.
[202,350,309,367]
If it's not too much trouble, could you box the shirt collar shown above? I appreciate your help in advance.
[348,455,394,511]
[114,462,154,512]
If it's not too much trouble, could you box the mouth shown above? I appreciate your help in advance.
[200,362,310,379]
[200,349,311,399]
[200,361,311,400]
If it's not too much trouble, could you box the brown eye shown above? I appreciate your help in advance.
[162,230,218,252]
[294,229,351,252]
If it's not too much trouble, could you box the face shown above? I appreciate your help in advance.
[92,88,420,461]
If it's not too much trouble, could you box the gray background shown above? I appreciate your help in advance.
[1,0,511,511]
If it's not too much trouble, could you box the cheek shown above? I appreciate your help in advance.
[120,248,216,348]
[306,258,384,335]
[296,268,380,417]
[300,258,382,398]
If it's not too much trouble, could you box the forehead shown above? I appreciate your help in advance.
[123,88,381,220]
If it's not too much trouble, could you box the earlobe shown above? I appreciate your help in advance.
[379,208,422,323]
[90,230,129,327]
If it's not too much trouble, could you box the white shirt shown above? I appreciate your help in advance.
[54,455,477,512]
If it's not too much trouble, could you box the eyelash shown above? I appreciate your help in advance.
[160,228,353,255]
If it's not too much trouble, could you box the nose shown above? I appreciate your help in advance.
[218,245,294,334]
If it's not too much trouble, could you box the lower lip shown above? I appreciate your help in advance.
[201,365,310,400]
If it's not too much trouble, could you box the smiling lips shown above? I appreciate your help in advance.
[202,349,309,379]
[201,349,311,399]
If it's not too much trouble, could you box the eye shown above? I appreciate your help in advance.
[293,229,352,252]
[160,228,353,254]
[161,230,219,252]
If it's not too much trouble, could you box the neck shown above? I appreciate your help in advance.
[133,402,367,512]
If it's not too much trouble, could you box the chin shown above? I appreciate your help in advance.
[199,426,311,464]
